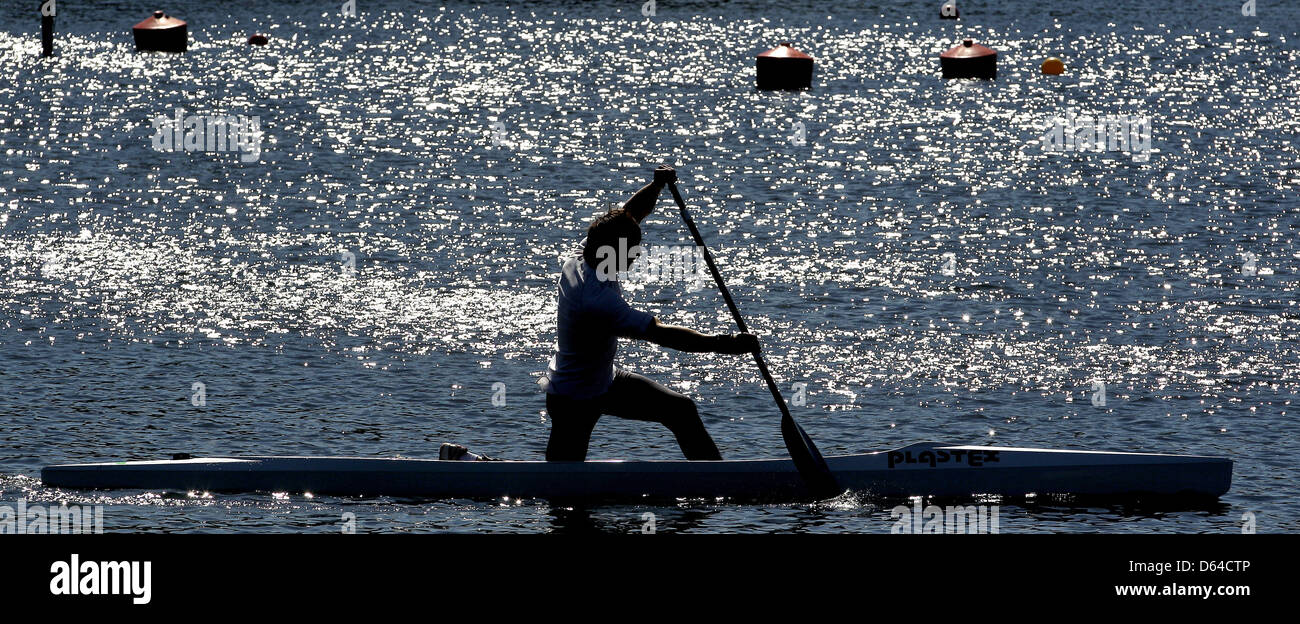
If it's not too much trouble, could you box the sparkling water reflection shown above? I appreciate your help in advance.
[1,0,1296,532]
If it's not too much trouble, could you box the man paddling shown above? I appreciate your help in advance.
[541,166,758,461]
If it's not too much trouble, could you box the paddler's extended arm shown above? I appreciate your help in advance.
[643,318,759,354]
[622,166,677,223]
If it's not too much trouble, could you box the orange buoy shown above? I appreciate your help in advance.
[756,42,814,91]
[133,10,187,53]
[940,39,996,79]
[1041,57,1064,75]
[247,33,269,46]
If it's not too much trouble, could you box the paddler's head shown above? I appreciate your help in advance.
[584,208,643,282]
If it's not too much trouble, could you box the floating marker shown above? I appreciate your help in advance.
[940,38,997,80]
[756,42,814,91]
[247,33,269,46]
[40,0,56,57]
[1041,57,1064,75]
[133,10,187,53]
[940,1,960,19]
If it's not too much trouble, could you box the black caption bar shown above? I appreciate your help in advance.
[1,535,1284,612]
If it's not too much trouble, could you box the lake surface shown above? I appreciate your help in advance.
[1,0,1296,533]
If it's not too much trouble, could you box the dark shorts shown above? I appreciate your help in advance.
[545,370,721,461]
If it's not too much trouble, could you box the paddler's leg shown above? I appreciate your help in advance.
[544,393,601,461]
[599,370,722,460]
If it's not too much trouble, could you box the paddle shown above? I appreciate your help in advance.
[665,180,841,498]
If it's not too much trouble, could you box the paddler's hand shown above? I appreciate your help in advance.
[716,332,760,355]
[653,165,676,187]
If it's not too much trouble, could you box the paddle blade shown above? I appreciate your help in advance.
[780,414,841,499]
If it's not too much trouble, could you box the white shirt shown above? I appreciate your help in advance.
[542,253,654,399]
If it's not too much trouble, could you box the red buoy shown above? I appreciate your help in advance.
[133,10,187,53]
[247,33,269,46]
[940,39,996,79]
[756,42,814,91]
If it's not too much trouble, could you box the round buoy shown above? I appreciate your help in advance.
[248,34,269,46]
[1041,57,1064,75]
[939,39,997,80]
[756,42,814,91]
[940,1,960,19]
[132,10,187,53]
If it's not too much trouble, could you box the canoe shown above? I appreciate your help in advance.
[40,442,1232,502]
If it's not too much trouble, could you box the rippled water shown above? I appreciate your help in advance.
[1,0,1297,533]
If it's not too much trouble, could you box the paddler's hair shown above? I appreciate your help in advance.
[582,209,642,268]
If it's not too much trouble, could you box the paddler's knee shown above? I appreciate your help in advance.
[662,396,701,427]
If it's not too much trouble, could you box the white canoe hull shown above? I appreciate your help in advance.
[41,442,1232,501]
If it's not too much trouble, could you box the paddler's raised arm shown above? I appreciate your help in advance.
[621,165,676,223]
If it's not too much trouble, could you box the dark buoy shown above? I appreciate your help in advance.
[756,42,814,91]
[247,33,268,46]
[940,1,960,19]
[132,10,187,53]
[940,39,996,79]
[40,0,56,57]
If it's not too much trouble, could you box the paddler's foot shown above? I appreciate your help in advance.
[439,443,499,461]
[439,443,471,460]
